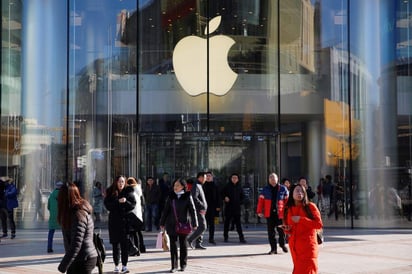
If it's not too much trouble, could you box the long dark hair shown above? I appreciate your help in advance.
[57,182,91,229]
[106,175,125,197]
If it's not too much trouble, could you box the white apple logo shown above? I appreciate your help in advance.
[173,16,238,96]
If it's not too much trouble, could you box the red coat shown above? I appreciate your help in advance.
[284,202,323,274]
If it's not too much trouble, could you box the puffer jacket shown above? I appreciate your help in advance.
[256,183,289,219]
[5,183,18,210]
[160,191,198,237]
[58,202,98,273]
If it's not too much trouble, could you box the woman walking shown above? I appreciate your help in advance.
[160,178,198,273]
[104,175,136,273]
[57,182,98,274]
[126,177,146,254]
[283,183,323,274]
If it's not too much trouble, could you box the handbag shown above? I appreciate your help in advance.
[128,234,140,256]
[156,232,163,249]
[172,200,192,235]
[162,231,170,251]
[316,229,324,245]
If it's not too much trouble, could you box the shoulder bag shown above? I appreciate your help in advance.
[172,200,192,235]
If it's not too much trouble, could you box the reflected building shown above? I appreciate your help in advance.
[1,0,411,229]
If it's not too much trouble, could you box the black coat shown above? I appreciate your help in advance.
[104,186,136,243]
[160,191,198,237]
[222,182,244,215]
[202,181,220,217]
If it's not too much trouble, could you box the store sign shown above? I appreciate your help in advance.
[173,16,238,96]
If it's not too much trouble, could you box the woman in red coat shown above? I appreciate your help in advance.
[283,183,323,274]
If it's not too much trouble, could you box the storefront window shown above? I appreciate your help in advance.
[1,0,411,229]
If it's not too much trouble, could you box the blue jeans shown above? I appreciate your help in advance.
[145,204,158,231]
[47,229,55,250]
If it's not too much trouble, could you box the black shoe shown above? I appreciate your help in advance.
[140,245,146,253]
[240,239,247,243]
[47,248,53,253]
[209,239,216,245]
[268,250,277,255]
[170,268,178,273]
[195,244,206,250]
[224,238,228,243]
[180,266,186,272]
[281,246,288,253]
[186,239,195,249]
[11,234,15,239]
[1,234,7,238]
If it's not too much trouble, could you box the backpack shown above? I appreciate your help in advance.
[93,232,106,274]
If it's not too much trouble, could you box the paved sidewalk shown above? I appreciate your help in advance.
[0,225,411,274]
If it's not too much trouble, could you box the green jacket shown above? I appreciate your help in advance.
[48,188,60,229]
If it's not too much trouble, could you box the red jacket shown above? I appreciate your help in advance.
[256,184,289,219]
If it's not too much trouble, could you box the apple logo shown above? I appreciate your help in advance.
[173,16,238,96]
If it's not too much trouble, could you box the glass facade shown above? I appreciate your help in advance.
[1,0,411,229]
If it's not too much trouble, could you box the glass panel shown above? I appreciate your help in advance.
[206,0,279,133]
[1,0,68,228]
[136,1,207,132]
[279,0,352,226]
[396,0,412,223]
[69,0,138,200]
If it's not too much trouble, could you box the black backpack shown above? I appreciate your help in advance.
[93,232,106,274]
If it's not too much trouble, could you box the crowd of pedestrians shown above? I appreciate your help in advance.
[0,171,327,273]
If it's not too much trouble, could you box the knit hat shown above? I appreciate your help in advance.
[55,181,64,189]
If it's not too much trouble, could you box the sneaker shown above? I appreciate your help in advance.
[114,265,120,272]
[121,265,129,273]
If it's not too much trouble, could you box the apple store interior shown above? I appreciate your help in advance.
[1,0,412,229]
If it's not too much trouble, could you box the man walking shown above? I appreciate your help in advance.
[203,171,220,245]
[187,172,208,249]
[257,172,289,254]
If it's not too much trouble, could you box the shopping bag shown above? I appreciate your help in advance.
[156,232,163,249]
[162,231,170,251]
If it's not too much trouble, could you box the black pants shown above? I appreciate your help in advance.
[67,256,97,274]
[205,212,215,241]
[266,214,285,251]
[223,212,244,240]
[0,208,7,234]
[0,208,15,235]
[112,238,129,267]
[169,234,188,269]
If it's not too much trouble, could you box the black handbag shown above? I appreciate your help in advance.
[128,234,140,256]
